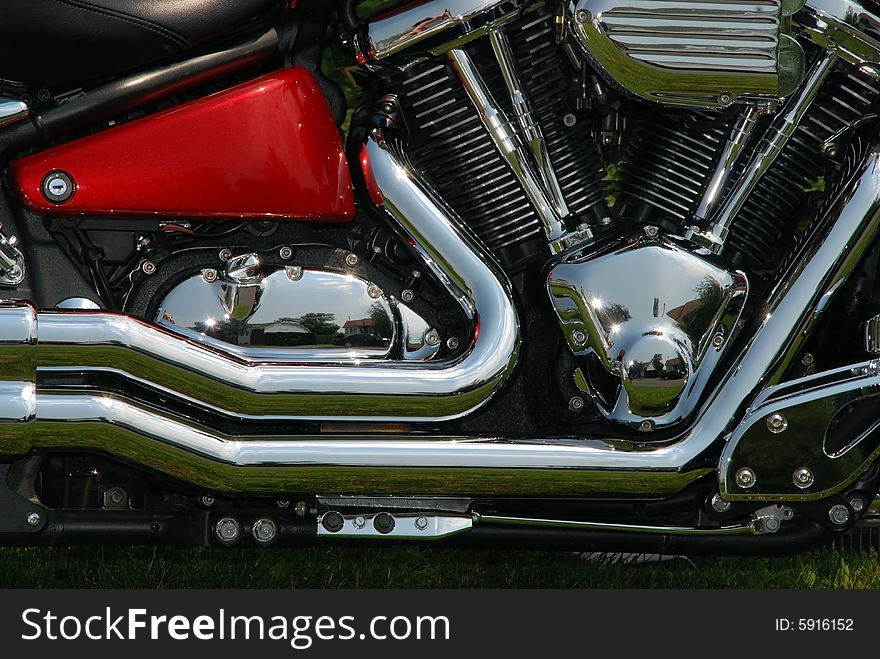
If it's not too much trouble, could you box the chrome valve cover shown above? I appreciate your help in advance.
[571,0,806,107]
[548,233,748,429]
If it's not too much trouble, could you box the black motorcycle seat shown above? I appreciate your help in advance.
[0,0,281,89]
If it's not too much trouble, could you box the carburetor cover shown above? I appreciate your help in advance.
[571,0,806,107]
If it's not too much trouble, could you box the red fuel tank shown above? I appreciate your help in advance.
[9,68,354,221]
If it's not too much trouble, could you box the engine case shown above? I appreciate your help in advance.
[547,233,748,429]
[571,0,806,107]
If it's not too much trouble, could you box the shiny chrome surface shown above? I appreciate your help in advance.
[156,264,398,362]
[475,513,755,536]
[797,0,880,65]
[688,54,837,253]
[866,313,880,353]
[317,512,473,539]
[720,360,880,501]
[548,233,748,428]
[0,225,24,287]
[571,0,805,107]
[488,27,570,221]
[364,0,516,59]
[0,98,28,128]
[448,47,591,253]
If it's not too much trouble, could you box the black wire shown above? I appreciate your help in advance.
[72,229,117,310]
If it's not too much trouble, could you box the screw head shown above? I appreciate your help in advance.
[415,516,429,531]
[373,512,395,534]
[710,493,731,513]
[321,511,344,533]
[26,512,41,527]
[793,467,814,489]
[218,249,232,262]
[446,337,460,350]
[141,261,157,275]
[278,246,293,260]
[711,333,725,348]
[801,353,814,366]
[829,504,850,526]
[424,329,441,346]
[849,496,866,513]
[563,113,577,127]
[200,495,215,507]
[638,419,655,432]
[644,225,659,238]
[345,253,359,267]
[285,266,303,281]
[766,413,788,434]
[574,8,592,22]
[401,289,415,303]
[353,515,366,529]
[202,268,218,283]
[718,92,732,105]
[735,467,756,489]
[215,517,241,543]
[252,517,278,544]
[763,517,781,533]
[367,284,382,299]
[107,487,125,504]
[41,171,75,203]
[568,396,585,412]
[572,329,587,345]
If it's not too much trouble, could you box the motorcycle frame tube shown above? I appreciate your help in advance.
[1,141,879,499]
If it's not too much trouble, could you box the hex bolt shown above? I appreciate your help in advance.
[215,517,241,543]
[345,253,359,267]
[766,413,788,434]
[367,284,382,299]
[763,517,781,533]
[572,329,587,345]
[735,467,756,489]
[321,511,345,533]
[415,516,429,531]
[639,419,654,433]
[26,512,42,527]
[218,249,232,262]
[285,266,303,281]
[252,518,278,544]
[568,396,585,412]
[849,496,866,513]
[710,493,731,513]
[373,512,395,534]
[719,92,732,105]
[574,8,592,22]
[200,495,215,507]
[563,113,577,127]
[447,337,460,350]
[711,333,725,348]
[107,487,126,504]
[141,261,157,275]
[829,504,850,526]
[801,353,815,366]
[353,516,366,529]
[424,329,441,346]
[279,246,293,260]
[793,467,814,489]
[401,289,415,303]
[202,268,218,283]
[644,225,659,238]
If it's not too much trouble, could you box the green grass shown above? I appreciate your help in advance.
[0,545,877,588]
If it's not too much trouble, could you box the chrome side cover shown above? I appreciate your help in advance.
[571,0,806,107]
[548,233,748,429]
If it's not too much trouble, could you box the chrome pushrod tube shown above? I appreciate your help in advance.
[24,135,521,423]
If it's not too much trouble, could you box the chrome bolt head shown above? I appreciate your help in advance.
[446,337,460,350]
[735,467,756,489]
[285,266,303,281]
[568,396,584,412]
[644,225,659,238]
[202,268,218,283]
[367,284,382,299]
[415,516,429,531]
[574,8,592,23]
[829,504,850,526]
[278,246,293,260]
[215,516,241,543]
[801,353,814,366]
[718,92,732,105]
[711,333,725,348]
[766,413,788,434]
[141,261,157,275]
[710,493,731,513]
[345,253,359,267]
[26,512,41,527]
[849,496,866,513]
[793,467,814,489]
[563,113,577,127]
[218,249,232,262]
[424,329,441,346]
[572,329,587,345]
[252,517,278,544]
[200,495,215,507]
[353,515,366,529]
[401,289,415,303]
[638,420,654,433]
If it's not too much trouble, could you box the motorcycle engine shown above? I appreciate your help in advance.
[357,0,880,431]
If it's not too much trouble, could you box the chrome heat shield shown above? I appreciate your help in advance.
[548,234,748,430]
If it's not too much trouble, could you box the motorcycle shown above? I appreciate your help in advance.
[0,0,878,555]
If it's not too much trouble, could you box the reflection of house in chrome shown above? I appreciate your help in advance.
[244,320,316,346]
[342,317,377,337]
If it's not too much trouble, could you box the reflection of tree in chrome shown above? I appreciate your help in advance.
[668,278,726,345]
[369,302,393,339]
[298,312,339,336]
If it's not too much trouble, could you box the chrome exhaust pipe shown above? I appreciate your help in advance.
[21,131,520,423]
[0,141,879,498]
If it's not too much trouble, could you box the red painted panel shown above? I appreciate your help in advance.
[10,68,354,221]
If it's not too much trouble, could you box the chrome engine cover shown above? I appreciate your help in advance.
[571,0,806,107]
[547,233,748,429]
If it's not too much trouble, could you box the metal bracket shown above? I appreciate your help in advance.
[0,464,48,534]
